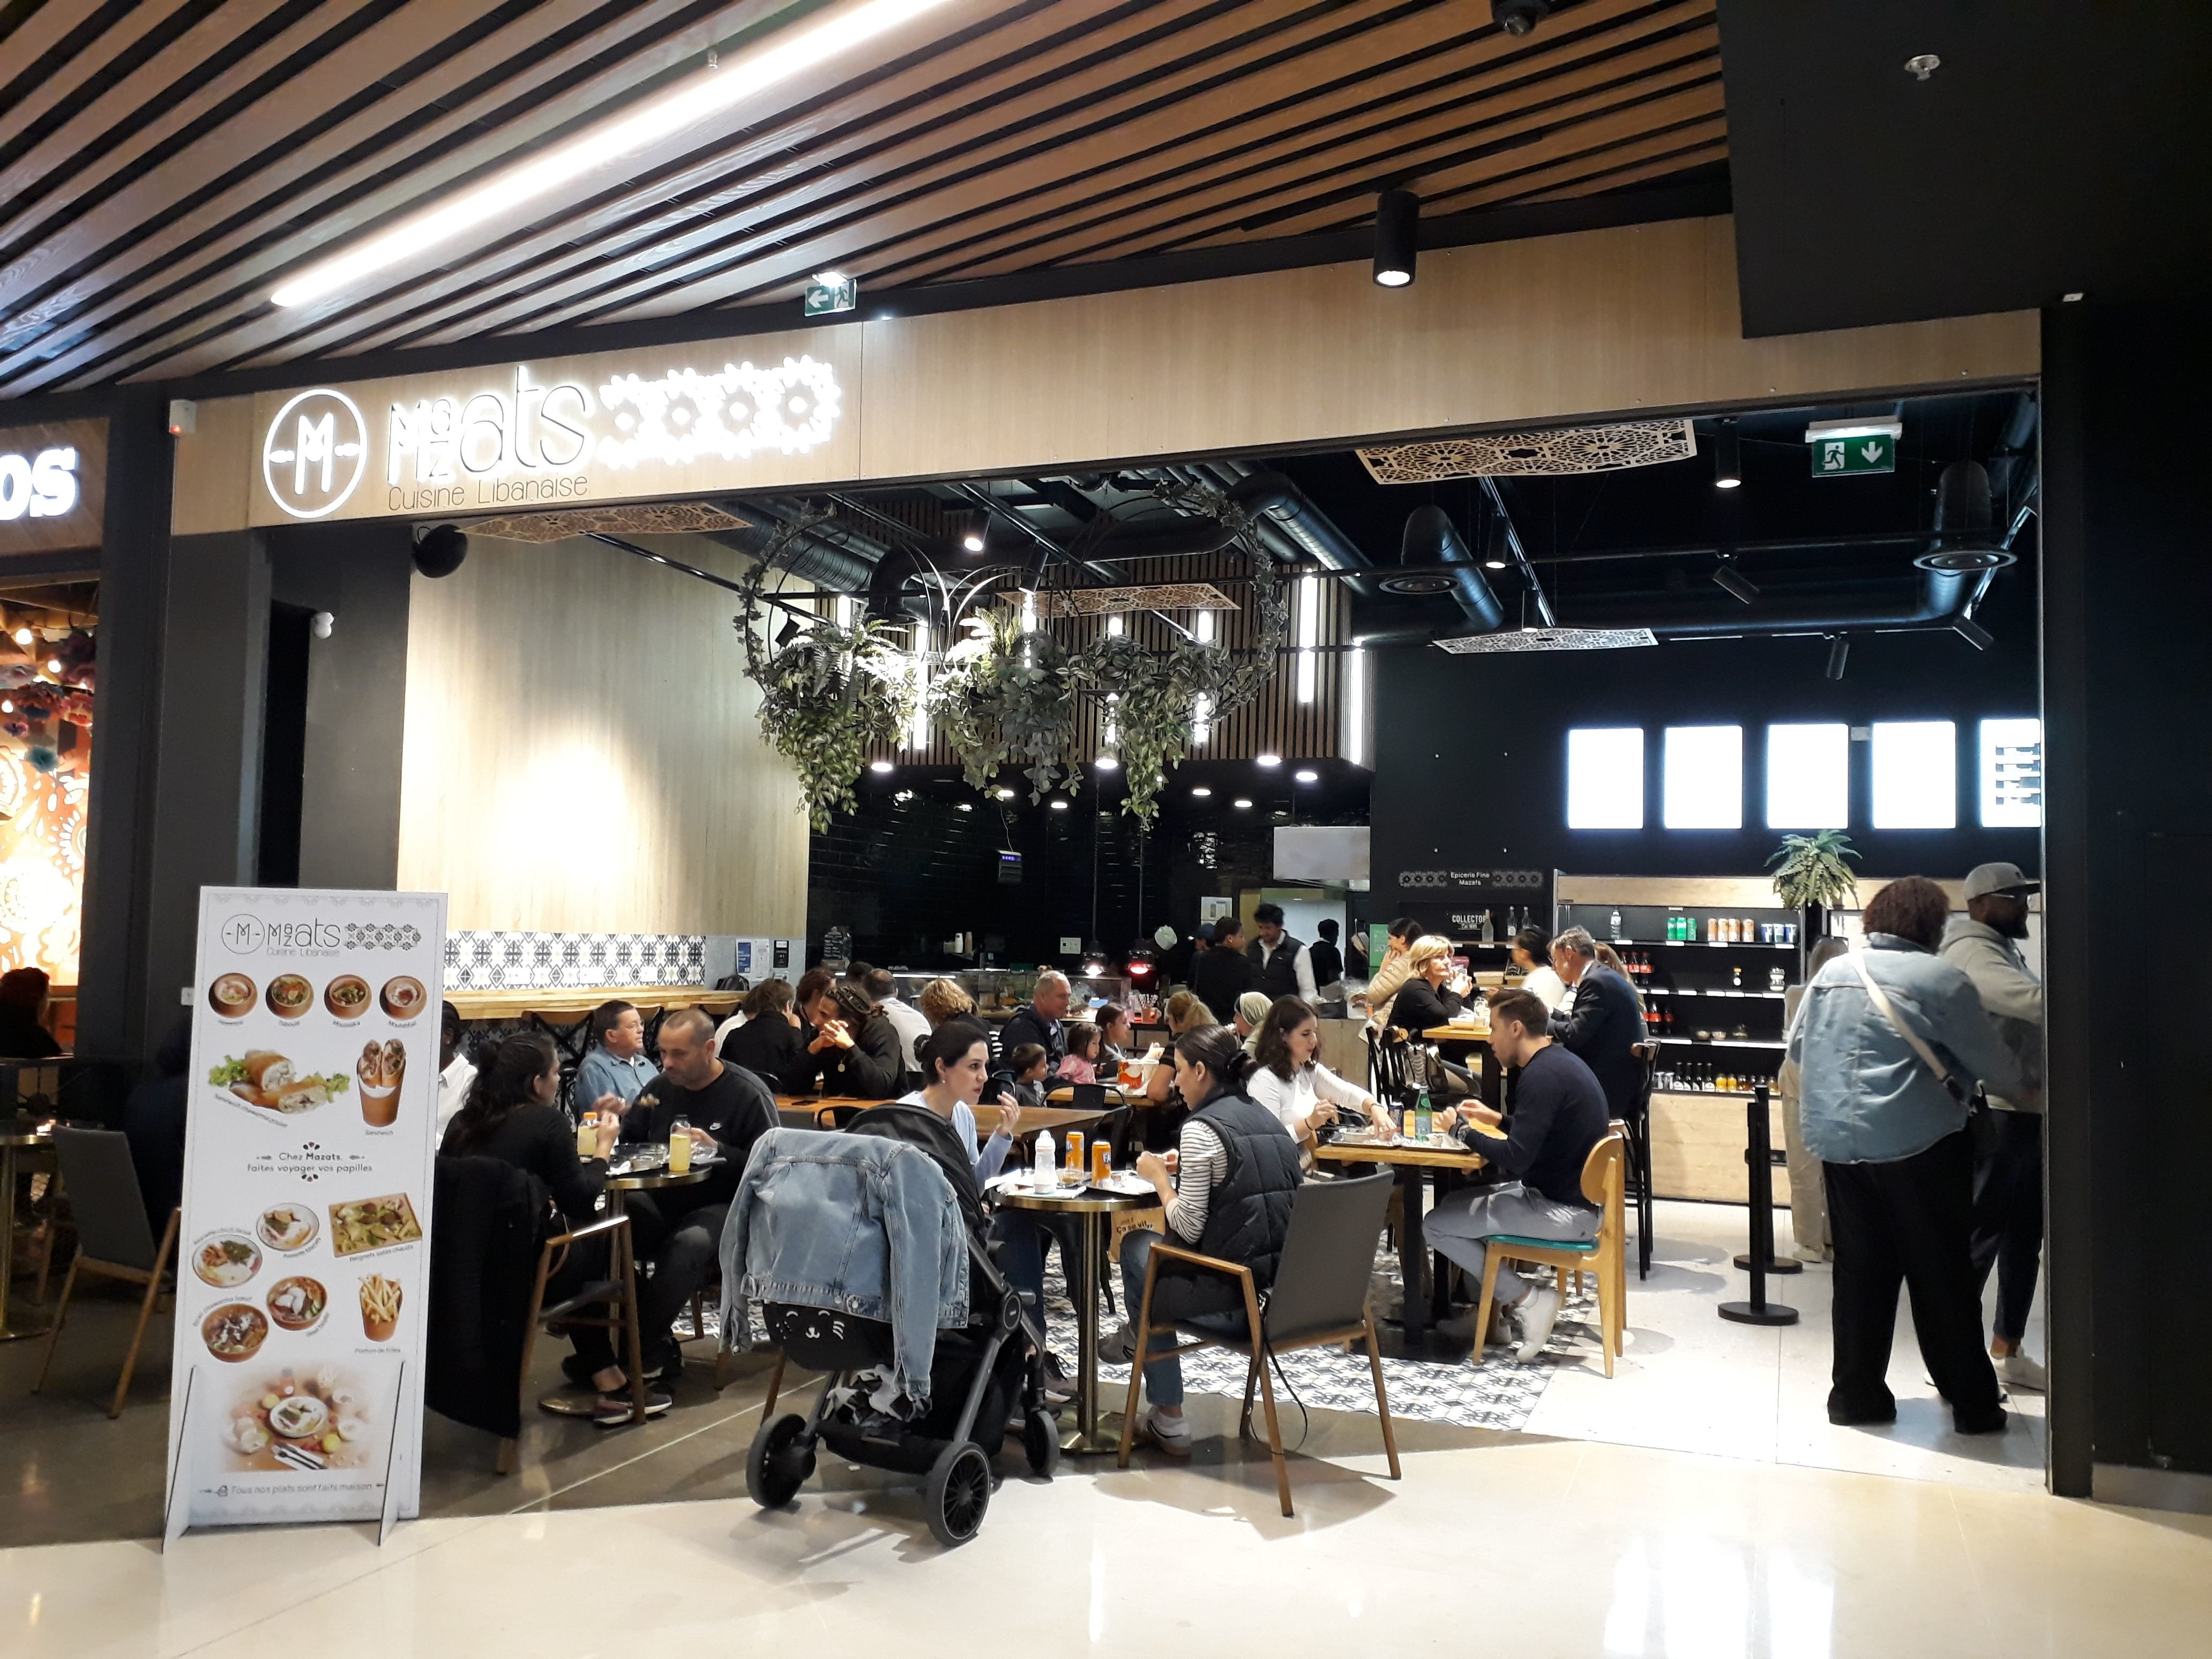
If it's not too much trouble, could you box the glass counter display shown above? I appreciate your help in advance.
[883,969,1134,1018]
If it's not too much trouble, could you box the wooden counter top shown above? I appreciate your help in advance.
[449,985,742,1021]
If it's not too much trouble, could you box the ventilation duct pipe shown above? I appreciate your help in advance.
[1552,564,1974,638]
[1222,468,1380,597]
[1395,505,1505,630]
[708,517,876,592]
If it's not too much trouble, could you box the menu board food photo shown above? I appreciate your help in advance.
[168,887,445,1535]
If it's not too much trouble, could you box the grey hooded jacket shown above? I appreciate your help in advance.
[719,1127,968,1408]
[1939,917,2044,1112]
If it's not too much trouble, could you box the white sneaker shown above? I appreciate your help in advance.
[1514,1287,1562,1362]
[1998,1352,2048,1393]
[1138,1404,1192,1458]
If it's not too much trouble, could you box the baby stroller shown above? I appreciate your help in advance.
[741,1102,1059,1546]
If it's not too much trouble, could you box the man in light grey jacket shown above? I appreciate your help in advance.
[1941,861,2046,1393]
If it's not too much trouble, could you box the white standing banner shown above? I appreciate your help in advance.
[167,887,446,1534]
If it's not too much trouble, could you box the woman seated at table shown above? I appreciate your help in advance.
[1117,1023,1304,1457]
[901,1023,1022,1185]
[1247,995,1394,1150]
[720,977,807,1090]
[792,972,909,1098]
[441,1030,667,1425]
[1360,916,1429,1028]
[1510,925,1567,1012]
[1387,936,1472,1035]
[1234,991,1272,1057]
[1141,990,1214,1108]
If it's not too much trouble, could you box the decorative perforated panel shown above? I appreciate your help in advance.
[1358,420,1698,482]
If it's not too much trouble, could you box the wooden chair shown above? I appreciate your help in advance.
[33,1129,177,1418]
[1472,1123,1628,1378]
[499,1212,648,1474]
[1116,1172,1400,1517]
[1625,1042,1658,1278]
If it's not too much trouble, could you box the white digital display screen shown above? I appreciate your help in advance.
[1663,725,1744,829]
[1870,721,1957,828]
[1567,727,1645,829]
[1980,716,2043,827]
[1766,723,1850,829]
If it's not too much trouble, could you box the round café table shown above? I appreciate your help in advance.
[539,1153,713,1417]
[997,1178,1155,1454]
[0,1119,56,1341]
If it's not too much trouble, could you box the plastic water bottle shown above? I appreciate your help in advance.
[1415,1091,1433,1141]
[1033,1129,1056,1187]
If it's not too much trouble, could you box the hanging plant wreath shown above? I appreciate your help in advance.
[734,512,919,833]
[933,602,1079,803]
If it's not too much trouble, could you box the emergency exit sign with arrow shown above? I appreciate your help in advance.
[1813,435,1894,475]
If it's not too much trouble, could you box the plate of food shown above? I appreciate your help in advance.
[379,975,426,1020]
[1088,1171,1154,1197]
[267,1393,331,1441]
[203,1303,268,1363]
[206,973,257,1019]
[222,1367,374,1469]
[266,1275,328,1332]
[265,974,315,1021]
[257,1202,318,1253]
[328,1192,423,1257]
[208,1051,352,1115]
[323,974,371,1020]
[191,1233,263,1289]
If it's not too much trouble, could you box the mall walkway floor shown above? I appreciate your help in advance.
[9,1428,2209,1658]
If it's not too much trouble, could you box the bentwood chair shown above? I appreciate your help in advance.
[500,1212,648,1474]
[1116,1172,1400,1517]
[527,1008,596,1111]
[33,1129,177,1417]
[1472,1124,1628,1378]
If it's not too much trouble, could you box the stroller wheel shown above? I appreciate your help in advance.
[746,1413,814,1510]
[1022,1409,1062,1479]
[924,1440,993,1547]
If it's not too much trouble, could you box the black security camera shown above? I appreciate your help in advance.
[1492,0,1552,36]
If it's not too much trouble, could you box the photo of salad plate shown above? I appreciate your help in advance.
[191,1232,263,1289]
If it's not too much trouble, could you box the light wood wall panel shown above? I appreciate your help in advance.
[395,532,808,935]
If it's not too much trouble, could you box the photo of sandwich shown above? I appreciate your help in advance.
[328,1193,423,1257]
[207,1052,352,1115]
[356,1038,406,1127]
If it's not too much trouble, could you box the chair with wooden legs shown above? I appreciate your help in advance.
[33,1129,178,1418]
[1472,1123,1628,1378]
[498,1212,647,1474]
[1116,1172,1400,1518]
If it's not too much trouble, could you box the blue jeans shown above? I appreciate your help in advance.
[1118,1229,1248,1409]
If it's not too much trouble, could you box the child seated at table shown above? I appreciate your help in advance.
[1007,1043,1051,1109]
[1057,1023,1104,1086]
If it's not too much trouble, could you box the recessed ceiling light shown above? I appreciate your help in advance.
[1295,768,1318,782]
[994,787,1016,800]
[1191,787,1212,797]
[1256,753,1281,767]
[955,802,973,812]
[45,659,61,674]
[1904,52,1940,80]
[1483,558,1507,570]
[271,0,958,307]
[1233,798,1253,809]
[10,628,29,647]
[1048,798,1070,811]
[962,533,985,552]
[2062,291,2084,302]
[869,759,894,773]
[1095,755,1119,769]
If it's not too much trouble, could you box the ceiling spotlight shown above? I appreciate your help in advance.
[11,628,29,647]
[893,788,915,803]
[1712,560,1760,605]
[1904,52,1940,80]
[962,530,986,552]
[1233,798,1253,809]
[869,759,894,773]
[1483,557,1507,570]
[775,616,804,648]
[1294,768,1318,782]
[1,701,11,714]
[1191,787,1213,798]
[955,802,974,812]
[1095,755,1119,769]
[1372,188,1418,288]
[1825,636,1850,682]
[1491,0,1552,36]
[1048,797,1070,811]
[995,787,1016,800]
[2062,291,2084,303]
[1256,753,1282,768]
[1712,418,1742,489]
[44,658,61,674]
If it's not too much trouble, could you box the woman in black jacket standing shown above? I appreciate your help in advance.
[442,1030,666,1425]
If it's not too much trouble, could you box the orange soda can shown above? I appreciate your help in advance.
[1064,1131,1085,1179]
[1092,1140,1111,1184]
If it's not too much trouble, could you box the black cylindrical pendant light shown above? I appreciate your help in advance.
[1713,417,1742,489]
[1373,189,1418,288]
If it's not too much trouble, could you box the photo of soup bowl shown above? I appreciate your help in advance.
[265,975,313,1021]
[323,975,371,1021]
[207,973,256,1019]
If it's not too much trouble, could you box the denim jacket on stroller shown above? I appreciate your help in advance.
[720,1125,967,1408]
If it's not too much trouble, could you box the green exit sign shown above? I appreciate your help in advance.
[1813,435,1894,475]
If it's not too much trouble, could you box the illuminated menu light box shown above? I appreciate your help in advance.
[1980,716,2043,828]
[247,331,861,527]
[1870,721,1958,829]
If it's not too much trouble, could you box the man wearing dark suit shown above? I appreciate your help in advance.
[1546,926,1642,1122]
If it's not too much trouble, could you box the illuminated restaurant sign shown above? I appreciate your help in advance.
[0,417,106,552]
[249,327,860,527]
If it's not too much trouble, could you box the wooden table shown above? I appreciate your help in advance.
[1421,1025,1505,1110]
[1314,1134,1486,1346]
[773,1097,1111,1138]
[449,986,743,1022]
[0,1118,55,1341]
[996,1179,1155,1454]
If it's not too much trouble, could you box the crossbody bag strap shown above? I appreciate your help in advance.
[1849,951,1961,1096]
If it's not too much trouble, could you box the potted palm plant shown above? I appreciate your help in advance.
[1767,829,1861,939]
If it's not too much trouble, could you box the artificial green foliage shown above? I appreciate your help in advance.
[932,604,1079,803]
[1768,829,1862,909]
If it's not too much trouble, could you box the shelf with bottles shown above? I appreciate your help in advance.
[1650,1056,1781,1095]
[1656,1035,1787,1050]
[1558,896,1805,953]
[1643,986,1788,1000]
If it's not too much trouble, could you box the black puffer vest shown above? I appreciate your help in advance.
[1187,1090,1303,1289]
[1249,935,1305,1000]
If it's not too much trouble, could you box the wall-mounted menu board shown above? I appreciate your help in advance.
[167,886,446,1534]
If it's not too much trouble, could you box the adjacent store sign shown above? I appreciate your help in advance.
[168,886,446,1537]
[248,327,861,527]
[0,417,106,553]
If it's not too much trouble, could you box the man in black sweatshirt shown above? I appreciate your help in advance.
[1424,988,1610,1362]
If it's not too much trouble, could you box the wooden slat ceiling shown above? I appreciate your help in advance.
[0,0,1725,398]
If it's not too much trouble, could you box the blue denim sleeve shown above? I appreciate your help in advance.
[881,1153,940,1409]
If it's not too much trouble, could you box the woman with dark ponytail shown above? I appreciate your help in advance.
[440,1029,667,1425]
[1116,1023,1303,1459]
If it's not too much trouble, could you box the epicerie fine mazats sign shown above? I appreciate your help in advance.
[0,416,106,554]
[246,325,862,527]
[167,886,446,1537]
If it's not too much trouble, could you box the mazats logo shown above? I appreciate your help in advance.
[0,445,79,522]
[263,389,368,519]
[221,911,419,955]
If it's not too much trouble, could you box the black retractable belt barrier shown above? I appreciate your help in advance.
[1719,1084,1798,1327]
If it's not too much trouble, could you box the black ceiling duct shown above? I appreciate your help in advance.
[1916,460,2018,572]
[1225,469,1378,596]
[1396,505,1505,630]
[412,524,468,578]
[1558,563,1975,638]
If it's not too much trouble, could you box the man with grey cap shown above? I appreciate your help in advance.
[1941,861,2046,1392]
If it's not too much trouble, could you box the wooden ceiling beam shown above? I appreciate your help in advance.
[0,0,198,152]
